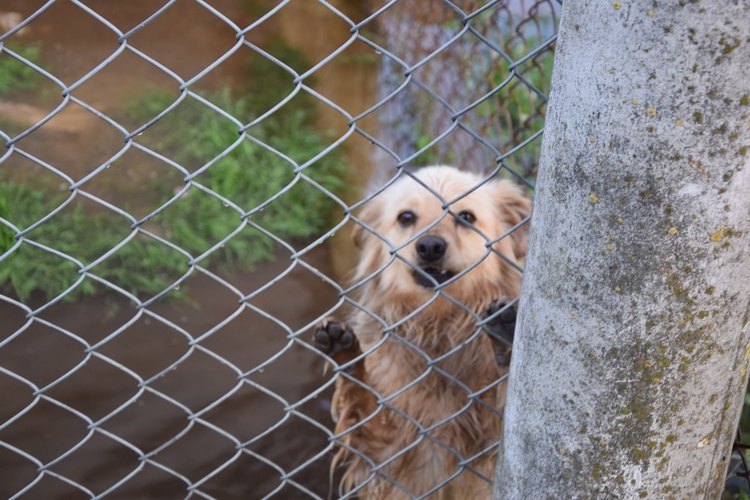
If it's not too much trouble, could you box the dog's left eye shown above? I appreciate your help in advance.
[457,211,476,224]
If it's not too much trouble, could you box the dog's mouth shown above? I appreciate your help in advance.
[412,266,455,287]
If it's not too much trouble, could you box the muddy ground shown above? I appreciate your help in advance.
[1,244,343,498]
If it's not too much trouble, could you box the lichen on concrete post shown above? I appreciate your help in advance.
[495,1,750,498]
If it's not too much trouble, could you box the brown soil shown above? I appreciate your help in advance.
[0,244,343,498]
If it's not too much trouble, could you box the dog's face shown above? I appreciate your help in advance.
[352,166,531,308]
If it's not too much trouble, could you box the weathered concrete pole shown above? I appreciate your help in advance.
[495,1,750,498]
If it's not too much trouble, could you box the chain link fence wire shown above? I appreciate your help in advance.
[0,0,747,498]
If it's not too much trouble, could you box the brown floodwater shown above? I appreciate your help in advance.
[0,0,376,497]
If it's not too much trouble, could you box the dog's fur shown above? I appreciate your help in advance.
[314,166,531,498]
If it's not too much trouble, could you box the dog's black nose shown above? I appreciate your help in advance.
[416,236,447,262]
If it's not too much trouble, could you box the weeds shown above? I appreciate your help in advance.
[412,33,554,182]
[129,87,346,272]
[0,42,348,302]
[0,43,42,95]
[479,39,554,179]
[0,181,190,302]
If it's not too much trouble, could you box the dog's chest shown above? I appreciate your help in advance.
[364,340,500,427]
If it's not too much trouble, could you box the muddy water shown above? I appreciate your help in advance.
[0,1,376,498]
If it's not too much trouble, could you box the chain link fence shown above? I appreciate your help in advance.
[1,0,747,498]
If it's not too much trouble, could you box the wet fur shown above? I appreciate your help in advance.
[318,166,531,498]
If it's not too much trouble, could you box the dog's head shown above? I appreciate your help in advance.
[352,166,532,309]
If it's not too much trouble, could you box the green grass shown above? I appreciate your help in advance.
[0,43,43,95]
[0,42,348,302]
[244,37,316,121]
[128,87,347,269]
[0,181,193,302]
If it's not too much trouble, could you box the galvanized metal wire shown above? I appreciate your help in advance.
[11,0,744,499]
[4,1,747,498]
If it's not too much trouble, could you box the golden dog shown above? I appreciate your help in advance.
[314,166,531,498]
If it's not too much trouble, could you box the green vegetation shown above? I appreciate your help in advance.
[479,40,554,180]
[726,390,750,498]
[0,42,347,302]
[738,389,750,448]
[245,37,314,118]
[0,43,42,95]
[127,87,346,271]
[413,36,554,182]
[0,182,190,302]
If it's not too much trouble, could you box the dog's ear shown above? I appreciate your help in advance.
[495,180,532,260]
[351,203,379,249]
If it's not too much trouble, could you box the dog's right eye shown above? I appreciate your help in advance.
[397,211,417,227]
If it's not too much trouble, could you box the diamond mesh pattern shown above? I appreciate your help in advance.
[0,1,560,497]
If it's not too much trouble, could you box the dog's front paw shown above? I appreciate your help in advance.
[482,300,517,343]
[482,300,517,366]
[313,318,358,358]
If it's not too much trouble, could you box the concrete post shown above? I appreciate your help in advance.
[495,1,750,498]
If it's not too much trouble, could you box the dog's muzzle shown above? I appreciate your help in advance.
[412,236,455,287]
